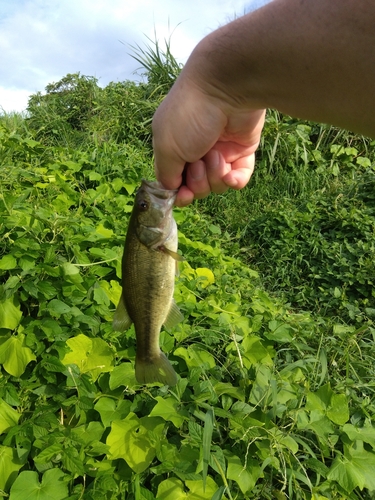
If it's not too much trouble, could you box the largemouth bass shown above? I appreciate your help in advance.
[113,179,183,386]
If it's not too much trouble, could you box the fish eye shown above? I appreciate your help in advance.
[138,200,149,211]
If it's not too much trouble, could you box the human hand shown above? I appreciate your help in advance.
[152,77,266,207]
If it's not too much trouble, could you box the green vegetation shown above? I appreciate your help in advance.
[0,40,375,499]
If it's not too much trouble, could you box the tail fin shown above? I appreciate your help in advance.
[135,351,177,386]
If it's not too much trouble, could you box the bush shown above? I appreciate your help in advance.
[26,39,181,149]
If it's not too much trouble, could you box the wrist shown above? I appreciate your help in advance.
[182,15,266,112]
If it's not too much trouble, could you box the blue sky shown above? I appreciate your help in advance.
[0,0,271,113]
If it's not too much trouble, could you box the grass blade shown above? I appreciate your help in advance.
[202,407,214,491]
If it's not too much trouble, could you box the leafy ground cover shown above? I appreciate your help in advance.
[200,114,375,324]
[1,42,375,499]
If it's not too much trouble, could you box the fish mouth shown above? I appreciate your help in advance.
[134,180,178,248]
[141,180,178,201]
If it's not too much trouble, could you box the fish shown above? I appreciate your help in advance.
[113,179,183,386]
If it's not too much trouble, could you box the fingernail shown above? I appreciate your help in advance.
[205,149,220,171]
[190,161,205,180]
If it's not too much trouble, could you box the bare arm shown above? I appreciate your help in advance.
[152,0,375,206]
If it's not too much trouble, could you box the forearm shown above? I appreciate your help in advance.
[185,0,375,138]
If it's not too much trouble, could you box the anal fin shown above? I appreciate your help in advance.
[163,299,184,330]
[112,293,133,332]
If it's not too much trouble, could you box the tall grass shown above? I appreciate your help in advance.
[129,33,182,91]
[0,110,29,134]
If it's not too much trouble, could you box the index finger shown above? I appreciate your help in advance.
[152,135,185,191]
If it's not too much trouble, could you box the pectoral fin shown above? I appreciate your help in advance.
[163,299,184,330]
[113,293,132,332]
[159,246,185,261]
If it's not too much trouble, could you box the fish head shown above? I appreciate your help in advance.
[133,180,178,248]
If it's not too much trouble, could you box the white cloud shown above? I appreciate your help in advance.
[0,0,268,113]
[0,88,32,114]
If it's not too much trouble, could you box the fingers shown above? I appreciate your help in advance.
[185,160,210,199]
[184,151,231,199]
[222,154,255,189]
[174,149,256,207]
[152,81,227,191]
[175,185,195,207]
[204,150,232,194]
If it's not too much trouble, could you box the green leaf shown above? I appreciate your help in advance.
[106,413,164,473]
[306,385,349,425]
[63,160,82,172]
[149,396,188,428]
[61,262,83,284]
[174,345,215,369]
[342,421,375,447]
[123,182,138,195]
[306,384,334,411]
[266,320,293,343]
[36,282,57,299]
[62,333,114,380]
[186,477,219,499]
[34,443,62,464]
[242,335,273,368]
[95,223,114,238]
[89,247,118,260]
[0,254,17,270]
[62,447,85,476]
[9,468,68,500]
[71,421,105,445]
[0,445,24,491]
[249,365,272,405]
[0,297,22,330]
[347,443,375,491]
[327,456,364,493]
[227,454,262,494]
[195,267,215,288]
[99,280,122,307]
[212,381,245,402]
[47,299,71,317]
[188,421,203,444]
[304,458,329,477]
[327,393,349,425]
[156,477,186,500]
[278,434,299,454]
[356,156,371,167]
[306,416,335,445]
[93,286,110,306]
[109,362,137,390]
[94,397,130,427]
[112,178,124,192]
[4,276,20,291]
[0,335,36,377]
[211,486,226,500]
[19,255,35,272]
